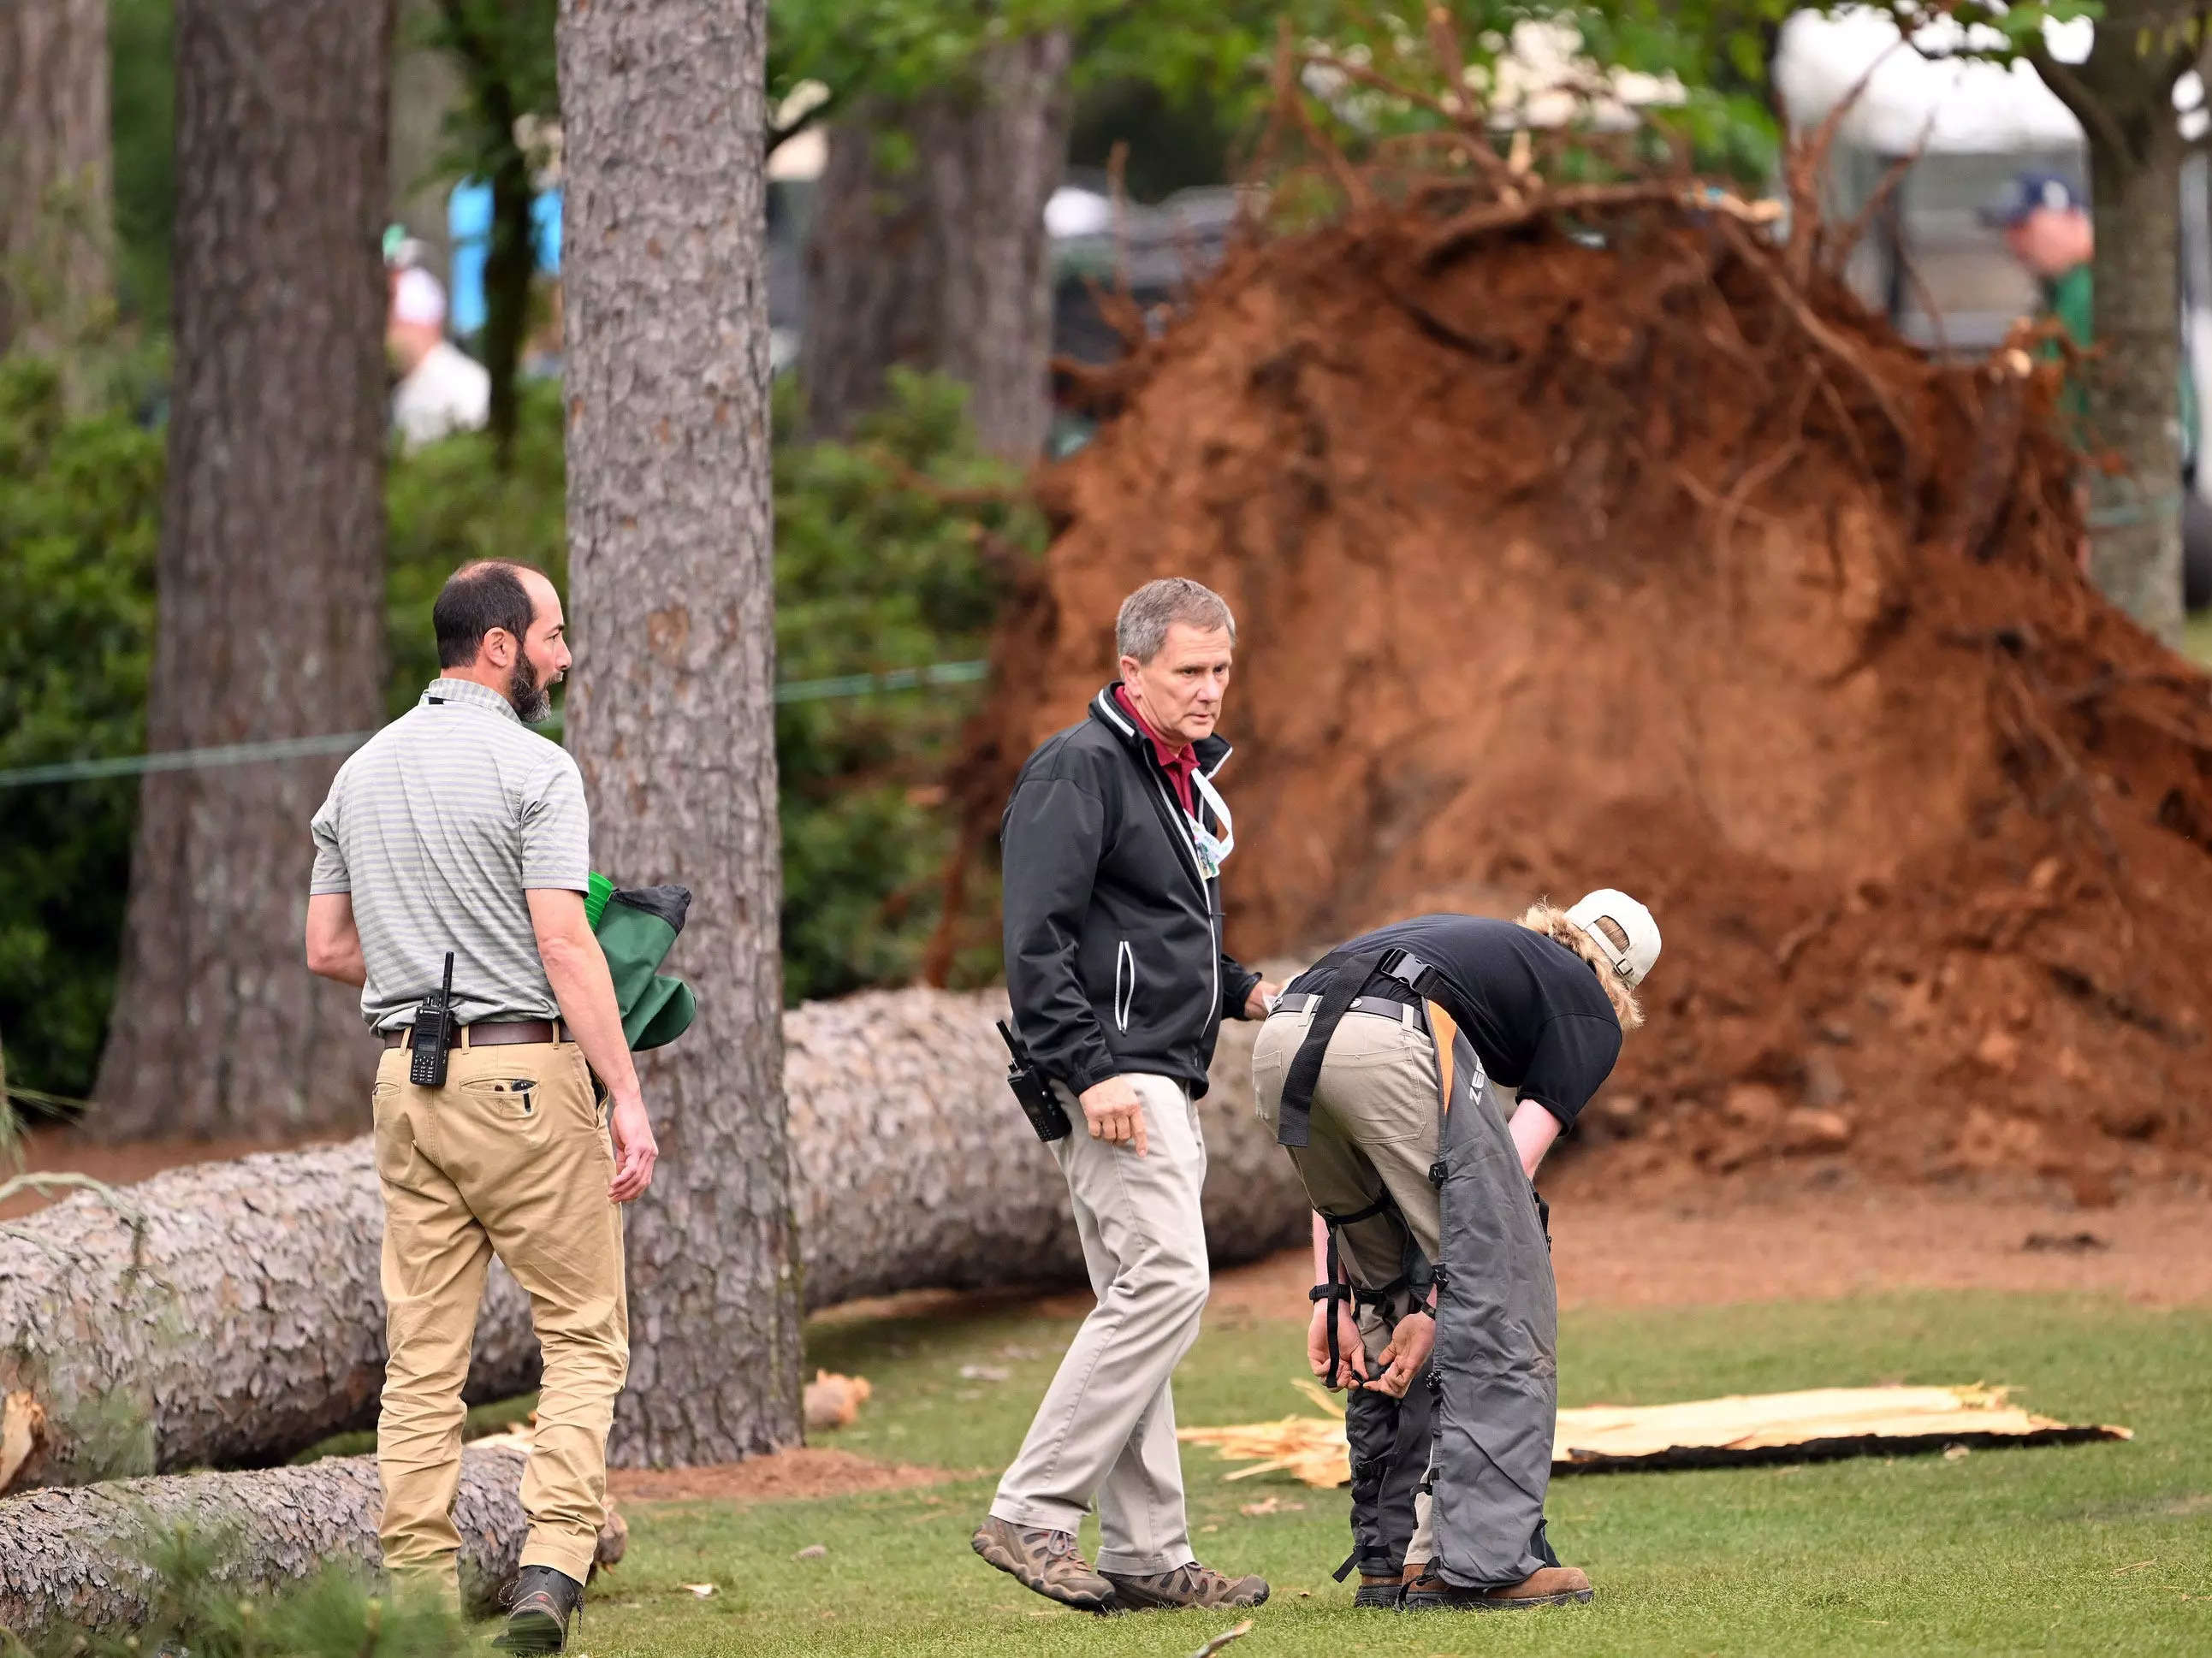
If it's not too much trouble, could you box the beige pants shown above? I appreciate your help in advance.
[372,1037,629,1587]
[990,1073,1208,1576]
[1252,1002,1446,1563]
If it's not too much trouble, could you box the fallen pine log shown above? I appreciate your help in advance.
[0,986,1308,1489]
[0,1442,623,1637]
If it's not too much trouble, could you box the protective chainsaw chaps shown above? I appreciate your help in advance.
[1426,1033,1561,1589]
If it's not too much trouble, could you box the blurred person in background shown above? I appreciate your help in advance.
[388,265,490,450]
[1984,170,2212,602]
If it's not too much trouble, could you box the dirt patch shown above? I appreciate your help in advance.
[965,190,2212,1192]
[1203,1188,2212,1320]
[0,1127,341,1218]
[606,1446,958,1505]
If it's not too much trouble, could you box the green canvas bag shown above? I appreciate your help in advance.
[584,873,697,1051]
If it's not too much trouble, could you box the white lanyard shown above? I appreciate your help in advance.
[1188,769,1233,878]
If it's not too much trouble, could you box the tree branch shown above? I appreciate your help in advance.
[2022,38,2132,162]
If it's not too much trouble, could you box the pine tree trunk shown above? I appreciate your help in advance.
[2032,8,2195,642]
[0,988,1312,1486]
[0,0,111,352]
[0,1444,621,1635]
[92,1,394,1142]
[802,30,1071,459]
[2084,105,2186,642]
[556,0,801,1466]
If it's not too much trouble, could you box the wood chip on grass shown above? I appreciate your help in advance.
[1177,1381,2129,1486]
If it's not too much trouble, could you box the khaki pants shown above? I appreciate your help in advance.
[990,1073,1208,1577]
[372,1037,629,1587]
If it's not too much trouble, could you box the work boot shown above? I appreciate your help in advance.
[1354,1572,1403,1608]
[1403,1564,1594,1611]
[1100,1561,1270,1611]
[970,1516,1116,1611]
[495,1566,584,1653]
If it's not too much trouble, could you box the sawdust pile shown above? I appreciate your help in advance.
[967,195,2212,1197]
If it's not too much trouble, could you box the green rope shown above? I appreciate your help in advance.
[0,660,989,791]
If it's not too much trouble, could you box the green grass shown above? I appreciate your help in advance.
[571,1292,2211,1657]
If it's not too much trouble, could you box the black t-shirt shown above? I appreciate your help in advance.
[1289,914,1622,1128]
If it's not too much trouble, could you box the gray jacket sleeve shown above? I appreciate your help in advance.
[1000,775,1118,1094]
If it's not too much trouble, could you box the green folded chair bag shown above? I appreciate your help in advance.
[586,872,697,1051]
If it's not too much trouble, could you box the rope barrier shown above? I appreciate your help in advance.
[0,660,990,791]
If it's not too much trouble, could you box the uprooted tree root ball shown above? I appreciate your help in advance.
[964,197,2212,1197]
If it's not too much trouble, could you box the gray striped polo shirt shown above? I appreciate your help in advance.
[309,677,590,1033]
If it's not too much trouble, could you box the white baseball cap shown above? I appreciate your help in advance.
[1565,888,1661,987]
[391,266,448,328]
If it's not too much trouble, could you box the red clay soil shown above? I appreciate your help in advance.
[1206,1189,2212,1318]
[971,199,2212,1196]
[0,1126,342,1218]
[606,1447,955,1504]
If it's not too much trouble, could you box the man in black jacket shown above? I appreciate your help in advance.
[973,578,1277,1614]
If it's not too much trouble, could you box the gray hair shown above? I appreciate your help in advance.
[1115,577,1236,664]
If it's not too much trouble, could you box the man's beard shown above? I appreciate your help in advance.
[508,654,553,724]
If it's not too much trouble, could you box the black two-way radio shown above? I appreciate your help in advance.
[409,952,460,1087]
[996,1020,1071,1142]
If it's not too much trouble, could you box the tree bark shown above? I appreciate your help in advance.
[803,30,1072,459]
[557,0,799,1467]
[92,1,394,1142]
[2029,9,2197,643]
[0,0,111,352]
[0,988,1311,1486]
[0,1443,621,1636]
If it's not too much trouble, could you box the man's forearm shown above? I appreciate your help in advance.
[542,936,642,1104]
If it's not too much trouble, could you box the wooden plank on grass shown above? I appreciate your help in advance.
[1177,1383,2130,1488]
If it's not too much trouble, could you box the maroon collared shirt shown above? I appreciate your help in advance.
[1115,685,1198,815]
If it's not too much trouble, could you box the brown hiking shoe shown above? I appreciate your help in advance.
[970,1516,1115,1611]
[1403,1564,1593,1611]
[1354,1572,1403,1608]
[1101,1561,1269,1611]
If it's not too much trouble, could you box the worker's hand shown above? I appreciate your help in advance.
[608,1091,658,1202]
[1246,980,1283,1020]
[1363,1310,1435,1399]
[1079,1075,1148,1157]
[1308,1300,1368,1389]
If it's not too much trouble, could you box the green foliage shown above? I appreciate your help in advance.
[110,0,177,330]
[0,358,162,1104]
[42,1530,466,1658]
[0,363,1022,1094]
[774,370,1036,1001]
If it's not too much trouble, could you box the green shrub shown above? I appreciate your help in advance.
[0,362,1022,1098]
[0,357,162,1104]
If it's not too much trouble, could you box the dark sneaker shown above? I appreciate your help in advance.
[971,1516,1116,1611]
[1403,1564,1593,1611]
[1354,1572,1403,1608]
[495,1566,584,1653]
[1101,1561,1269,1611]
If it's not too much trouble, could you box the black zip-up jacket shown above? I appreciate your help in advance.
[1001,685,1264,1099]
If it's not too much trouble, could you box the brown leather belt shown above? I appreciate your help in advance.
[383,1019,564,1050]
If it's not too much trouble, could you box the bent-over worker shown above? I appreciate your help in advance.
[1252,893,1660,1612]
